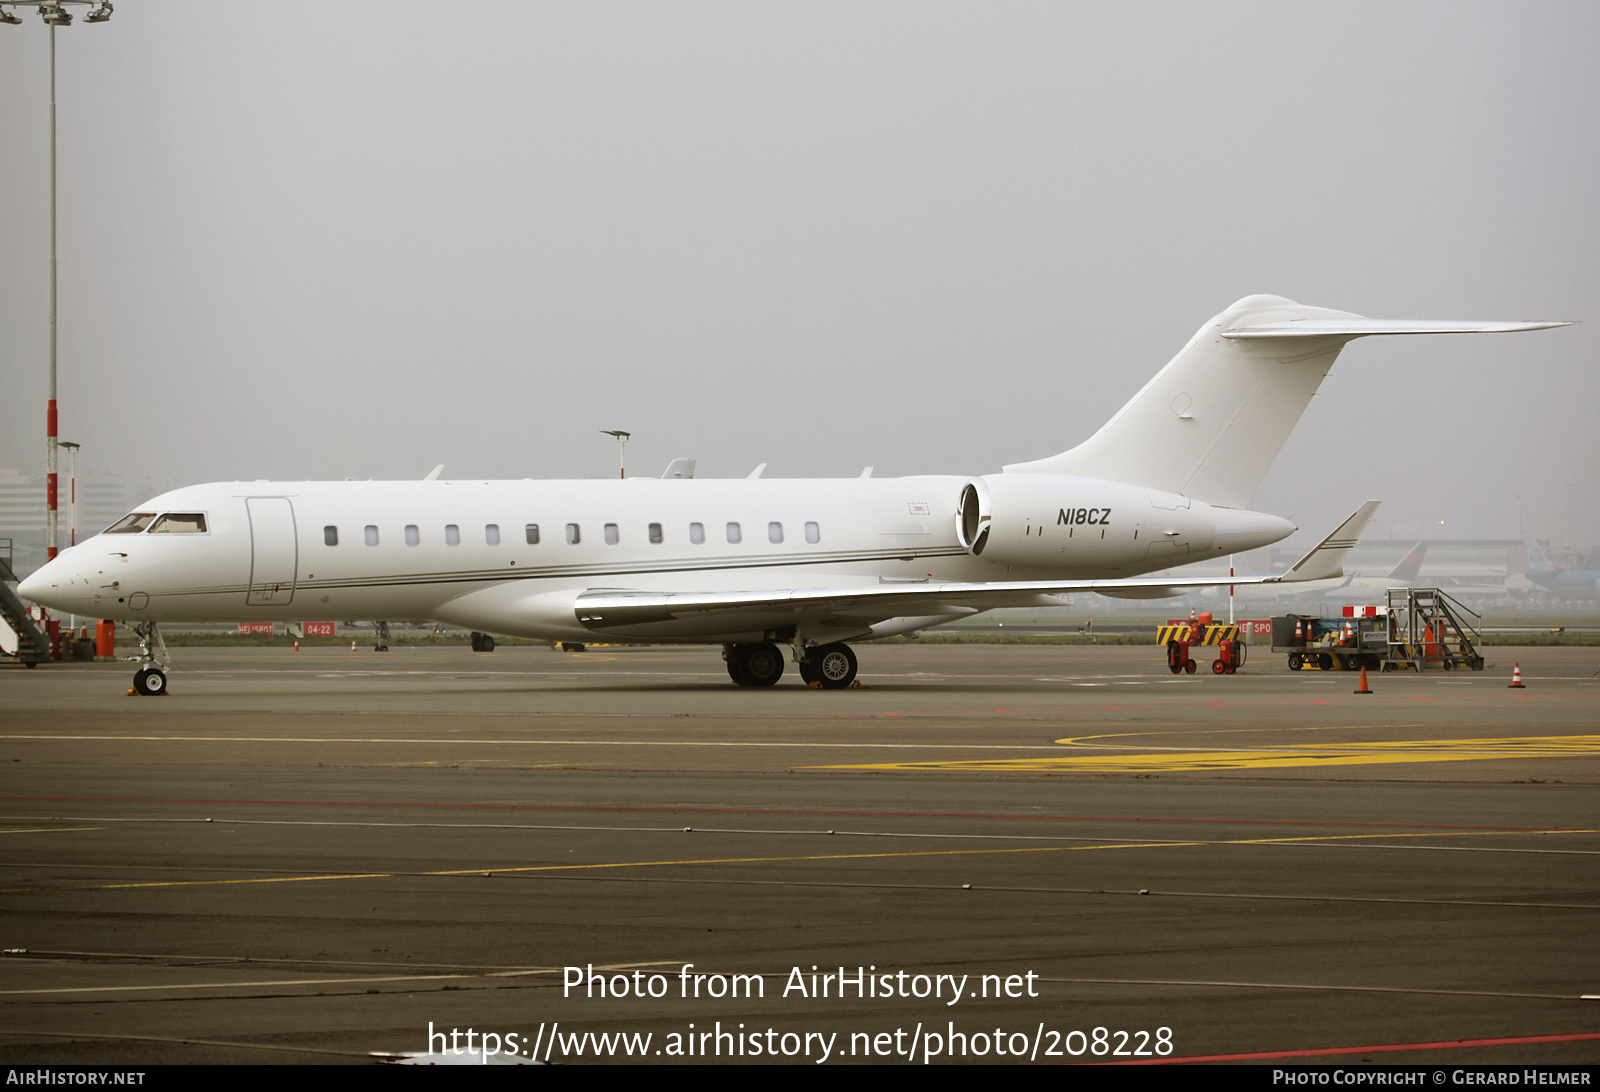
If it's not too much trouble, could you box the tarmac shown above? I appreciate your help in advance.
[0,643,1596,1065]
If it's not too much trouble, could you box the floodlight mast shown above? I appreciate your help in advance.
[1,2,114,562]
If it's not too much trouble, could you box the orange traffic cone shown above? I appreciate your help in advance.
[1355,665,1372,694]
[350,640,357,652]
[1508,663,1526,689]
[293,640,300,652]
[1294,618,1303,641]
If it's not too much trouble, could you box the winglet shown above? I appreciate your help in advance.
[423,464,444,481]
[1277,501,1381,583]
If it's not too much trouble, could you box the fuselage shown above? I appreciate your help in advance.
[20,474,1293,643]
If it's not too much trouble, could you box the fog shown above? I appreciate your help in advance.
[2,2,1595,551]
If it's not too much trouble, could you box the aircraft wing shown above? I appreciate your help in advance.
[575,502,1380,631]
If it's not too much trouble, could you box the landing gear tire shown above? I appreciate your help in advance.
[133,667,167,696]
[812,643,857,689]
[798,659,821,685]
[727,642,784,687]
[470,632,495,652]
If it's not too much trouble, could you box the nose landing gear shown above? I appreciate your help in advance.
[127,621,170,697]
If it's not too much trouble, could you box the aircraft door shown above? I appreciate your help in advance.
[246,497,298,606]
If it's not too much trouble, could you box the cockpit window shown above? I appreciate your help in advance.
[148,513,208,534]
[104,512,157,534]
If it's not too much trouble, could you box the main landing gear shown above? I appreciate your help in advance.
[469,631,496,652]
[725,641,859,689]
[725,642,785,687]
[798,643,857,689]
[128,620,170,697]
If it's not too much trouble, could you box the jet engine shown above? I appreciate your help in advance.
[956,473,1293,571]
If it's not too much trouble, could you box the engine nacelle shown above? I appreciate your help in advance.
[956,474,1293,572]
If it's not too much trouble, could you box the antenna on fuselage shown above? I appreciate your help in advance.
[600,430,631,479]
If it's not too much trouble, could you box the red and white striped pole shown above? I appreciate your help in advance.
[45,20,58,562]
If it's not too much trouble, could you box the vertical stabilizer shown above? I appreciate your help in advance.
[1005,296,1569,508]
[1387,542,1429,583]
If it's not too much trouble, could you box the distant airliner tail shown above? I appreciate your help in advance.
[1004,296,1570,508]
[1387,542,1429,583]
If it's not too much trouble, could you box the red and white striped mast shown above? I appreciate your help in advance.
[4,3,116,560]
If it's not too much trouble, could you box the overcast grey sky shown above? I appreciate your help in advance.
[2,1,1595,549]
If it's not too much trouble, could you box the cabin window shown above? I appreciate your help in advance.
[323,526,339,546]
[148,513,208,534]
[364,525,379,546]
[726,522,742,544]
[105,512,156,534]
[604,523,619,545]
[445,524,460,546]
[405,524,420,546]
[689,522,704,544]
[648,522,663,544]
[768,521,783,544]
[566,522,581,545]
[525,524,540,545]
[485,524,500,545]
[805,521,820,544]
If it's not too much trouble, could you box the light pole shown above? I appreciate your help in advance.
[599,430,631,480]
[2,2,114,563]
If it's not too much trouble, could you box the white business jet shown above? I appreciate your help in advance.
[20,295,1568,695]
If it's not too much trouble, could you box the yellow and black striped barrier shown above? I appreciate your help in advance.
[1155,624,1240,646]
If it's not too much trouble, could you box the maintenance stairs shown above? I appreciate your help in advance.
[1385,586,1484,672]
[0,540,50,667]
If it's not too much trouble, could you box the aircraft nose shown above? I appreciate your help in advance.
[17,557,74,610]
[17,565,50,603]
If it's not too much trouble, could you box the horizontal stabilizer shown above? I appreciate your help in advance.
[1224,319,1572,340]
